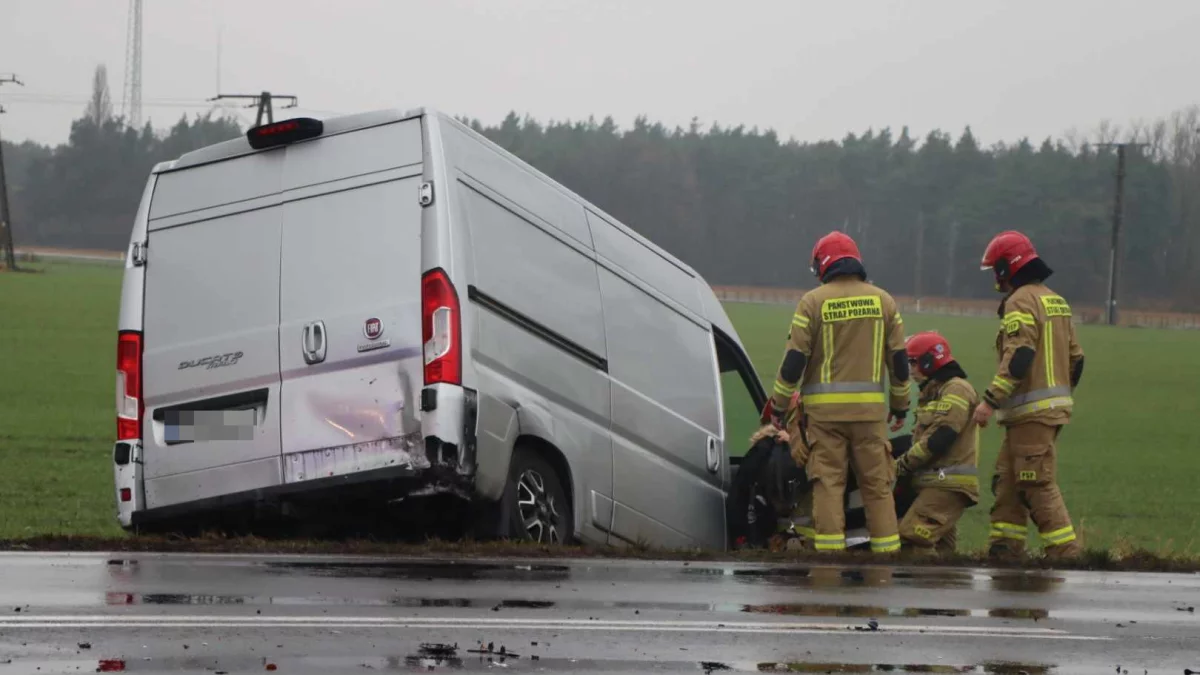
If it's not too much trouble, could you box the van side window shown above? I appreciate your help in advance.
[712,328,766,455]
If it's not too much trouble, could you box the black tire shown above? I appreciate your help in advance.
[502,447,573,545]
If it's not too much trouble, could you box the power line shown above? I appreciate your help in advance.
[2,93,217,106]
[0,73,25,271]
[0,91,341,116]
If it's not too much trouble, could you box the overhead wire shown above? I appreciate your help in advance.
[2,92,342,114]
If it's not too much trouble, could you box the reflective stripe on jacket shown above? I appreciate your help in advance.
[985,283,1084,426]
[900,376,981,502]
[771,277,909,423]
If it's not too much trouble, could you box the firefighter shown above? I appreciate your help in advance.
[767,231,911,554]
[893,331,980,553]
[974,230,1085,561]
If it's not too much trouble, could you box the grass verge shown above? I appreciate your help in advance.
[3,263,1200,569]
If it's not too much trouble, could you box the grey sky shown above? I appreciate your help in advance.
[2,0,1199,147]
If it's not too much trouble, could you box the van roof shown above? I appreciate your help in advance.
[162,106,432,172]
[164,106,707,281]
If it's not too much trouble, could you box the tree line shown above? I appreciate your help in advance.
[4,65,1200,310]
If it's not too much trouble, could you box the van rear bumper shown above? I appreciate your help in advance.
[128,459,463,529]
[123,389,480,532]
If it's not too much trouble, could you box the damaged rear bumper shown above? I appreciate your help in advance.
[128,390,481,530]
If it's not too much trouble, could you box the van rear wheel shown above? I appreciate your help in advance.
[504,448,573,545]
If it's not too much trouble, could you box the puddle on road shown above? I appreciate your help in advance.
[682,566,1066,595]
[101,591,1054,621]
[753,664,1057,674]
[742,603,1050,621]
[4,656,1065,674]
[253,559,1068,595]
[103,591,717,613]
[261,560,572,581]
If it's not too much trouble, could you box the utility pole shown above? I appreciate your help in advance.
[1095,142,1148,326]
[945,220,960,297]
[0,73,24,272]
[207,91,298,127]
[913,209,925,312]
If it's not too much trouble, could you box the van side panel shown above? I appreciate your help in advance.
[597,260,726,550]
[440,125,593,250]
[140,153,286,504]
[461,181,606,359]
[438,122,615,544]
[586,210,705,317]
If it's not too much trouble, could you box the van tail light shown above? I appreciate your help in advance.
[421,268,461,386]
[116,331,144,441]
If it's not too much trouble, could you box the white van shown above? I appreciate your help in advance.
[112,107,769,550]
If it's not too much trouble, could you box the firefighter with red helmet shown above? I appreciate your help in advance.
[974,230,1084,560]
[767,231,911,554]
[894,331,980,553]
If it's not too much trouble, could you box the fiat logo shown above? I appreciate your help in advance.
[364,318,383,340]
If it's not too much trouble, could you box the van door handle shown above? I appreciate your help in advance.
[706,436,720,474]
[302,321,327,365]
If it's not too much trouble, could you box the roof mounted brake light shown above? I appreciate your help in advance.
[246,117,324,150]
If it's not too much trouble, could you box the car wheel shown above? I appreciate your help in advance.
[504,448,573,545]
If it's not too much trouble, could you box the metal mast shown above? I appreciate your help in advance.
[121,0,144,128]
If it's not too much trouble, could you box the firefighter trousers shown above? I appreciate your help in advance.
[806,419,900,553]
[899,488,971,553]
[988,421,1082,560]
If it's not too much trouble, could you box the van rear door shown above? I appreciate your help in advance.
[276,119,429,483]
[140,151,286,508]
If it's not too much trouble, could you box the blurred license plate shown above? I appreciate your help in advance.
[164,409,256,443]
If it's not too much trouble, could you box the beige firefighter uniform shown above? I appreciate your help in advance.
[983,282,1084,559]
[895,376,980,552]
[770,277,910,554]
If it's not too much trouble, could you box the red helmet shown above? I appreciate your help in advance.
[905,331,953,377]
[811,231,862,279]
[980,230,1039,283]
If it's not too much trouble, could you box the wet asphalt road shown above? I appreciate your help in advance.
[0,552,1198,674]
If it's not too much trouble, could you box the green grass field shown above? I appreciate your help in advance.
[3,262,1199,555]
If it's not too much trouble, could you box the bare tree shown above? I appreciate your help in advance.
[1096,119,1122,146]
[1161,106,1200,303]
[85,64,113,125]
